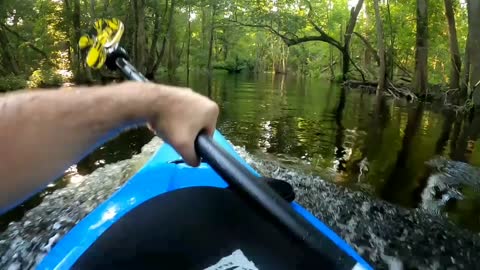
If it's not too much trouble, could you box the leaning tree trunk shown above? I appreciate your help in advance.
[373,0,386,95]
[342,0,364,80]
[413,0,429,94]
[444,0,462,98]
[467,0,480,108]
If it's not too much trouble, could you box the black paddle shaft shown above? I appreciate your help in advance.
[113,55,345,267]
[195,134,344,265]
[115,57,148,82]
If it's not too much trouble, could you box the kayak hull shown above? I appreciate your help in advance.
[38,132,372,270]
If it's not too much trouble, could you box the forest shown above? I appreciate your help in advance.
[0,0,479,108]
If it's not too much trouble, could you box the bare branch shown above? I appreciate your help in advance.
[307,19,343,49]
[349,57,366,82]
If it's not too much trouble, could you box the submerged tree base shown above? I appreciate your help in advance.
[343,80,417,101]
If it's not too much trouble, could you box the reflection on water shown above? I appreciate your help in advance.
[3,72,480,233]
[182,72,480,232]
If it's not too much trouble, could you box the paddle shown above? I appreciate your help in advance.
[79,18,342,266]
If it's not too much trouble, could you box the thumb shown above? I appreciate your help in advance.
[174,135,200,167]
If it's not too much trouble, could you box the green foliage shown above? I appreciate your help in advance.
[28,68,63,88]
[0,75,27,92]
[0,0,472,90]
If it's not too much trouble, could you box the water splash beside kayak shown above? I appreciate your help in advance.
[233,146,480,269]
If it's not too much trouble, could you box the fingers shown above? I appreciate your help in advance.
[147,84,219,167]
[205,102,219,137]
[172,135,200,167]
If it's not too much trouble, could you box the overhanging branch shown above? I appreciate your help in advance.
[228,19,343,51]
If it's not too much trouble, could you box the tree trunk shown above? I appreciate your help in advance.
[467,0,480,108]
[327,0,335,80]
[72,0,84,82]
[207,4,217,76]
[373,0,386,95]
[145,1,162,79]
[412,0,429,94]
[342,0,364,80]
[444,0,462,96]
[186,5,191,84]
[386,0,395,81]
[201,7,208,51]
[151,0,174,76]
[133,0,146,74]
[167,13,177,78]
[463,31,470,95]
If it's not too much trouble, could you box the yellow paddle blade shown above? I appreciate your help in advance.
[81,18,125,69]
[78,35,93,50]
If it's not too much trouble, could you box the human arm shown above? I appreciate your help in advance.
[0,82,219,211]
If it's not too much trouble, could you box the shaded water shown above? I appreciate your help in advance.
[2,72,480,234]
[185,72,480,232]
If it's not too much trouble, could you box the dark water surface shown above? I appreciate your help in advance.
[2,72,480,234]
[186,72,480,233]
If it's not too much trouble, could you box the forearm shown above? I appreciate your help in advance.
[0,82,161,211]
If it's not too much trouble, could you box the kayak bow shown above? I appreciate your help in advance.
[39,132,372,269]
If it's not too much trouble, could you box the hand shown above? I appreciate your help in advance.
[147,84,219,166]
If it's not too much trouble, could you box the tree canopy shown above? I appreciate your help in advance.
[0,0,478,106]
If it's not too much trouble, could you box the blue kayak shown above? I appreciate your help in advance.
[38,132,373,270]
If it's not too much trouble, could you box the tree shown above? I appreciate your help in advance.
[186,4,192,82]
[229,0,365,80]
[444,0,462,98]
[145,0,162,79]
[412,0,429,94]
[0,0,472,93]
[207,3,217,76]
[373,0,386,94]
[342,0,365,79]
[132,0,146,74]
[64,0,85,82]
[467,0,480,108]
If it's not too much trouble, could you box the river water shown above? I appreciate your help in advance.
[190,72,480,233]
[1,73,480,269]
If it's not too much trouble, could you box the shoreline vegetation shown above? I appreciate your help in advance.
[1,0,479,112]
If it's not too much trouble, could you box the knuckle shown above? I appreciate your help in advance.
[207,101,219,115]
